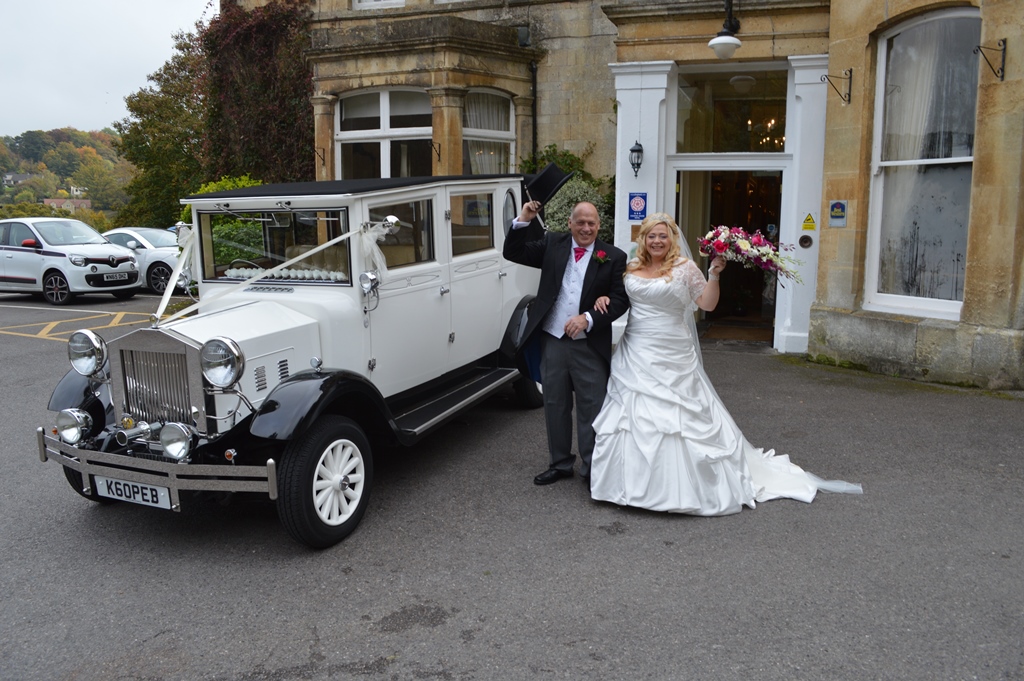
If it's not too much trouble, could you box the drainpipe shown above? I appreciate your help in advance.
[530,61,538,160]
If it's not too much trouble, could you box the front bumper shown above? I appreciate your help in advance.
[37,427,277,511]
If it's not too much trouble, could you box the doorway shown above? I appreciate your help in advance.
[677,169,783,342]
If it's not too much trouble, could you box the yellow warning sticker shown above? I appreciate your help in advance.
[802,213,816,231]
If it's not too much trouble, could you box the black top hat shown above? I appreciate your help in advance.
[524,163,575,205]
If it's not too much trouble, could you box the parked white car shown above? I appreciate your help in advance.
[0,217,141,304]
[104,226,184,294]
[37,172,558,548]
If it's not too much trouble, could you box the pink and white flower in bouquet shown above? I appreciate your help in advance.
[698,225,803,284]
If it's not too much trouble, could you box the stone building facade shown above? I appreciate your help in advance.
[229,0,1023,389]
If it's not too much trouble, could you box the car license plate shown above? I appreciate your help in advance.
[103,272,128,281]
[94,475,171,509]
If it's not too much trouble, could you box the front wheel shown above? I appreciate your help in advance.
[513,375,543,409]
[277,416,374,548]
[148,263,173,293]
[63,466,115,504]
[42,271,73,305]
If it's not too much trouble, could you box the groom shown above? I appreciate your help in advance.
[504,200,629,484]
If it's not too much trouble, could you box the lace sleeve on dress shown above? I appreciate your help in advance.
[672,259,707,311]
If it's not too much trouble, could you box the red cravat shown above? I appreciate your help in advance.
[573,247,586,262]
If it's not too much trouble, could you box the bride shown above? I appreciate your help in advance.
[590,213,861,515]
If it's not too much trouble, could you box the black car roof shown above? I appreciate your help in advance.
[183,174,525,201]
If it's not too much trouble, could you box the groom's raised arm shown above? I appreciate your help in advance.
[502,200,547,268]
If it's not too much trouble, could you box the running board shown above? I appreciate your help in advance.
[393,368,519,437]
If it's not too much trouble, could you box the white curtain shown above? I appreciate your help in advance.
[463,93,509,131]
[463,93,512,174]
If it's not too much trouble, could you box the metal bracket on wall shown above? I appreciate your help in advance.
[974,39,1006,81]
[431,142,441,162]
[314,147,326,166]
[821,69,852,104]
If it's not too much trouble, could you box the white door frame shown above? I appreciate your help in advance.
[612,56,828,353]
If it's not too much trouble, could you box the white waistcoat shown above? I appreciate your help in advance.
[543,247,590,339]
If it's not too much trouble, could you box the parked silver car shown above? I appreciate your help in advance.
[0,217,140,304]
[104,226,184,293]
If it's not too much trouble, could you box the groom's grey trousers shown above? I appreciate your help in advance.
[540,332,610,477]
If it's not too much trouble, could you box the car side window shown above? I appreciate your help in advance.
[0,224,8,246]
[502,189,518,237]
[106,233,129,247]
[370,199,434,268]
[9,223,34,248]
[451,193,494,256]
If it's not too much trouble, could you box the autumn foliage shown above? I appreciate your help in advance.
[201,0,314,184]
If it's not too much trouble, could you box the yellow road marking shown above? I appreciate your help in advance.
[0,312,154,342]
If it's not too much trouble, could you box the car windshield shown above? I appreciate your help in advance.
[132,228,179,248]
[33,220,106,246]
[196,209,351,285]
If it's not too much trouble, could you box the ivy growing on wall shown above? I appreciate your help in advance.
[201,0,314,184]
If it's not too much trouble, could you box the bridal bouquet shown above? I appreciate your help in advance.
[698,225,803,284]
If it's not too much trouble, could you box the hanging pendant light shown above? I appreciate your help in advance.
[709,0,742,60]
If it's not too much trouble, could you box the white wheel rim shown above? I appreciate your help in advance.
[311,438,364,526]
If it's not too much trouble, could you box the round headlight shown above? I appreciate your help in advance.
[201,337,244,388]
[68,330,107,376]
[159,423,192,460]
[56,409,92,445]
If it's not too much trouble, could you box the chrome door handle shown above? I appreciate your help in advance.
[498,271,507,278]
[439,286,450,295]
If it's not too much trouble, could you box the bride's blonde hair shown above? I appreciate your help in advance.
[627,212,687,280]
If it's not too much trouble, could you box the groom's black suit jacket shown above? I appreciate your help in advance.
[503,226,629,366]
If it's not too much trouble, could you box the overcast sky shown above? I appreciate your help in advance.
[0,0,217,139]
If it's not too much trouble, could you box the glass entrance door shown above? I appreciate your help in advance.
[677,170,782,342]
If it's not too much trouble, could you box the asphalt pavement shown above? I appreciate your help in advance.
[0,294,1022,680]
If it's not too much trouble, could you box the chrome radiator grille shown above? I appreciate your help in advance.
[119,349,192,423]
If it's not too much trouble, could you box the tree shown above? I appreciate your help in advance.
[0,140,14,173]
[19,170,60,204]
[43,142,83,179]
[0,202,72,220]
[114,29,206,228]
[72,156,126,211]
[11,130,55,163]
[73,207,113,232]
[201,0,313,183]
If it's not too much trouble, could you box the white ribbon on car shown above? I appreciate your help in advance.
[153,220,392,328]
[358,219,390,283]
[153,224,196,323]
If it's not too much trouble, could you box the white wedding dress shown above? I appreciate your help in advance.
[590,260,861,515]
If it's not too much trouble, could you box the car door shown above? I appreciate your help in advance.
[3,222,42,291]
[446,188,503,371]
[362,195,452,398]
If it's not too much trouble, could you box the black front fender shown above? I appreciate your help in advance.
[249,370,391,442]
[48,369,112,434]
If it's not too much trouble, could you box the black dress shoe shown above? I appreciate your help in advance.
[534,468,574,485]
[579,472,590,483]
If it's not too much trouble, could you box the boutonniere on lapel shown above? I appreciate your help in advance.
[594,250,608,264]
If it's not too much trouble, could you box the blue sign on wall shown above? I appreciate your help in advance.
[829,200,848,228]
[628,193,647,221]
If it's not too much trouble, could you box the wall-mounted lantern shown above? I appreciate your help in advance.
[629,141,644,178]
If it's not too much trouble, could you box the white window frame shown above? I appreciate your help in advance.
[335,90,432,179]
[862,8,979,321]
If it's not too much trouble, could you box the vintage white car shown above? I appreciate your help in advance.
[37,173,551,548]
